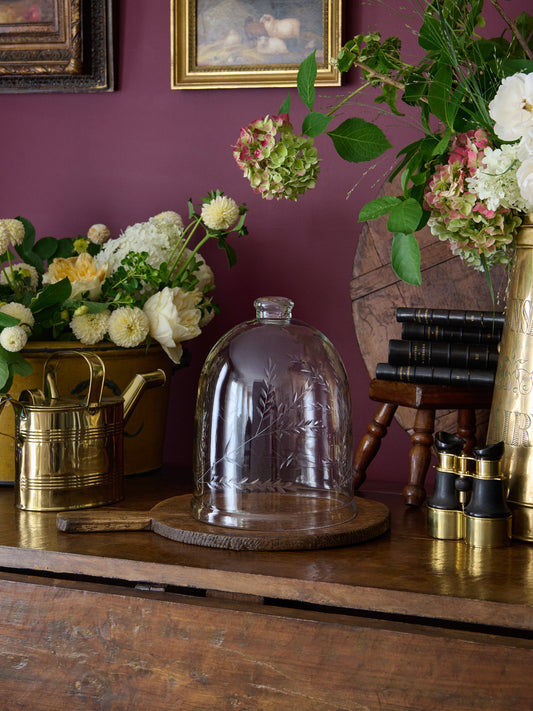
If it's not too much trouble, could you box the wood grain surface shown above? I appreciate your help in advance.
[0,467,531,632]
[351,179,509,440]
[56,494,391,551]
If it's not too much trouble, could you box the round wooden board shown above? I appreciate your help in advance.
[150,495,390,551]
[351,178,508,440]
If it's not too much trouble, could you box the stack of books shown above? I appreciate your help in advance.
[375,307,503,387]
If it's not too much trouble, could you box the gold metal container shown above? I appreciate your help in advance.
[10,351,166,512]
[487,214,533,541]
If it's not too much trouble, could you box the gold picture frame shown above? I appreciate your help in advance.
[0,0,115,93]
[171,0,342,89]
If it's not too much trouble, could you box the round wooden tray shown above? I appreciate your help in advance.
[57,495,391,551]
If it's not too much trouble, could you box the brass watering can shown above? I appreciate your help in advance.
[2,350,166,512]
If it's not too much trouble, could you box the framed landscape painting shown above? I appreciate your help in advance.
[171,0,342,89]
[0,0,115,92]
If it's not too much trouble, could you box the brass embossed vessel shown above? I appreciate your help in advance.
[487,214,533,540]
[6,351,166,512]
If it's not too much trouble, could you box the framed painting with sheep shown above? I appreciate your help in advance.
[171,0,342,89]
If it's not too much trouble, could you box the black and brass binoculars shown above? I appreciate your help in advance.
[427,432,512,548]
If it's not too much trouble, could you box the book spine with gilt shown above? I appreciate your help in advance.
[388,339,499,370]
[375,363,495,387]
[400,322,502,345]
[396,307,505,328]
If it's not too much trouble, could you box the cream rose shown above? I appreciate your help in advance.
[489,72,533,141]
[143,287,202,363]
[517,155,533,205]
[43,252,107,300]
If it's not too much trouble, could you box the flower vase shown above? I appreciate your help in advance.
[486,214,533,541]
[0,342,174,484]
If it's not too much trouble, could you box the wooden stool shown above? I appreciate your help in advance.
[353,379,494,506]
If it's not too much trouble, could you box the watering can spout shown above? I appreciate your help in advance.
[122,369,166,424]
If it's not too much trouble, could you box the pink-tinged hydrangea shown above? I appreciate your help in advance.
[233,114,320,201]
[424,130,521,270]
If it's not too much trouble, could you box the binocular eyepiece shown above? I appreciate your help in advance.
[427,432,511,547]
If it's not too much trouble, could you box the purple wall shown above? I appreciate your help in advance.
[2,1,526,488]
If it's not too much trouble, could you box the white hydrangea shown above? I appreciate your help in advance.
[95,214,184,275]
[0,325,28,352]
[467,143,533,213]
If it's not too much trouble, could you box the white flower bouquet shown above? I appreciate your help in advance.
[234,0,533,290]
[0,192,248,392]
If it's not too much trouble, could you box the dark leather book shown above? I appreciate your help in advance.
[396,307,505,328]
[388,339,499,370]
[401,322,502,345]
[375,363,495,387]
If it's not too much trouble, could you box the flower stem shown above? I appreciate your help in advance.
[489,0,533,61]
[166,217,203,278]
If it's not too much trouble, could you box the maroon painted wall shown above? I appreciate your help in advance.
[1,1,527,488]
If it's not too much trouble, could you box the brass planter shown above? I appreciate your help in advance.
[0,342,173,483]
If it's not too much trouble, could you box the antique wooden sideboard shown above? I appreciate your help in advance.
[0,466,531,710]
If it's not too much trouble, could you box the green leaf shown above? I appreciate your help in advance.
[302,111,333,137]
[34,236,59,261]
[0,358,9,392]
[358,196,401,222]
[327,118,392,163]
[391,233,421,286]
[16,217,36,252]
[278,93,291,114]
[0,313,19,328]
[31,278,72,313]
[297,51,317,111]
[218,237,237,268]
[427,62,454,128]
[54,238,76,259]
[387,199,423,233]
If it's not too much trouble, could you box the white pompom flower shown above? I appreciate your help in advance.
[107,307,149,348]
[0,302,35,329]
[87,224,111,245]
[0,262,39,292]
[70,310,110,345]
[0,325,28,352]
[201,195,240,230]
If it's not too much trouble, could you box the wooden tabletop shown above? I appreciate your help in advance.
[0,466,532,632]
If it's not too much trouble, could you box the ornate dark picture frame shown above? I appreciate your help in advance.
[171,0,342,89]
[0,0,115,93]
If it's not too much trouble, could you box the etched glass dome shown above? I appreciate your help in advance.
[191,297,356,531]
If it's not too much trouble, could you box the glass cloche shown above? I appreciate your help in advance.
[191,297,356,531]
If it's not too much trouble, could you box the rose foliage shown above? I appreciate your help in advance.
[235,0,533,289]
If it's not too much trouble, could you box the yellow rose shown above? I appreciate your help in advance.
[43,252,107,300]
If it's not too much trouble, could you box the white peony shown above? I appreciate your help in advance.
[143,287,202,363]
[0,325,28,352]
[517,155,533,205]
[518,128,533,161]
[489,72,533,141]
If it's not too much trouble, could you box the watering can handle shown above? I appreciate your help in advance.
[44,351,105,409]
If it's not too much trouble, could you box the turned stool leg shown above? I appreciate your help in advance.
[403,408,435,506]
[456,408,477,454]
[353,402,397,490]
